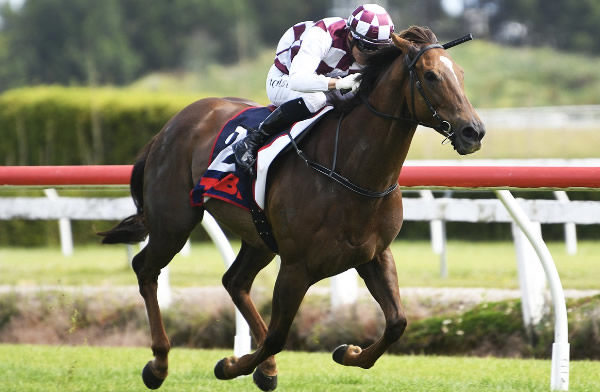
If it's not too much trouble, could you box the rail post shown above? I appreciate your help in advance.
[495,190,569,391]
[43,189,73,257]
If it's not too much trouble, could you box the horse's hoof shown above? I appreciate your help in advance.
[332,344,349,365]
[142,361,165,390]
[253,367,278,391]
[214,358,229,380]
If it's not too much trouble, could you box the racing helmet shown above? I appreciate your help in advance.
[347,4,395,52]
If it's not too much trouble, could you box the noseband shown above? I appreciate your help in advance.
[406,43,453,139]
[362,34,473,141]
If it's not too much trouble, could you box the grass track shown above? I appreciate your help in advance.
[1,240,599,290]
[1,345,599,392]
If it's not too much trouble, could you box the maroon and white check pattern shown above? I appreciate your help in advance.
[274,18,360,77]
[347,4,394,43]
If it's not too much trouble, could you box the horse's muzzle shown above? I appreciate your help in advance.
[452,122,486,155]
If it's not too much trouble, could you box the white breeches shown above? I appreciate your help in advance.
[265,64,328,113]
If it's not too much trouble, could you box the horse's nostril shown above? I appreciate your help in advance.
[461,126,479,142]
[478,127,486,140]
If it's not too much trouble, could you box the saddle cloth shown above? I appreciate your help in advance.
[190,105,333,211]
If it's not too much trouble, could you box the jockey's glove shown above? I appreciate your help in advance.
[335,74,361,93]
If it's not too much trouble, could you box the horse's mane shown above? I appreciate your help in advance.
[357,26,438,97]
[397,25,439,46]
[332,26,438,111]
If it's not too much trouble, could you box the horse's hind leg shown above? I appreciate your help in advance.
[333,247,407,369]
[134,208,202,389]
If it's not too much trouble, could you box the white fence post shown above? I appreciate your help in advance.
[330,269,358,308]
[554,191,577,255]
[43,189,73,257]
[419,190,448,278]
[419,190,445,254]
[157,264,172,308]
[512,221,549,329]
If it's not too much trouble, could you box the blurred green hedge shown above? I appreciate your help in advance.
[0,86,204,245]
[0,86,201,165]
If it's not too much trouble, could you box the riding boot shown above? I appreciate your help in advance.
[233,98,312,174]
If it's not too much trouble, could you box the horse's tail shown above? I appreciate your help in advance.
[98,138,155,244]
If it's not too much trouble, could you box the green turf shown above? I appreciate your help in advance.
[1,240,598,290]
[0,345,598,392]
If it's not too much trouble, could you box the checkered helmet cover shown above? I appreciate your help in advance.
[347,4,394,44]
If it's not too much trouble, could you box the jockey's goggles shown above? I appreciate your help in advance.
[350,30,392,53]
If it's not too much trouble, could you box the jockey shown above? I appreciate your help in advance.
[233,3,395,173]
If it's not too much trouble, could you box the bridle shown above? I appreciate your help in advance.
[407,43,453,139]
[361,34,473,141]
[359,43,452,140]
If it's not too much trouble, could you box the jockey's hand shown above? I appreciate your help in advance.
[335,74,361,93]
[325,89,356,105]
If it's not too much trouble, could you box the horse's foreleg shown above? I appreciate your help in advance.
[333,247,407,369]
[215,262,310,391]
[220,242,277,381]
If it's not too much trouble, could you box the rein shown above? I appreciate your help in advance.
[287,114,398,198]
[287,34,472,199]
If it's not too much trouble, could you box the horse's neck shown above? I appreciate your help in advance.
[340,63,416,191]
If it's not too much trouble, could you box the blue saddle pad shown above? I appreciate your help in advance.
[190,106,273,209]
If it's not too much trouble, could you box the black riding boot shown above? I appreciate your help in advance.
[233,98,312,174]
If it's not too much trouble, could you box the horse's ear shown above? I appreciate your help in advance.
[391,34,413,53]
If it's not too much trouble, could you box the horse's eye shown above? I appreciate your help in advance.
[424,71,438,82]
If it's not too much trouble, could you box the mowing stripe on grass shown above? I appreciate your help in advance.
[1,345,599,392]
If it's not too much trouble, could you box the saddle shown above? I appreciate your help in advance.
[190,105,334,253]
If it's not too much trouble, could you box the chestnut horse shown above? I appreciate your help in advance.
[100,27,485,391]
